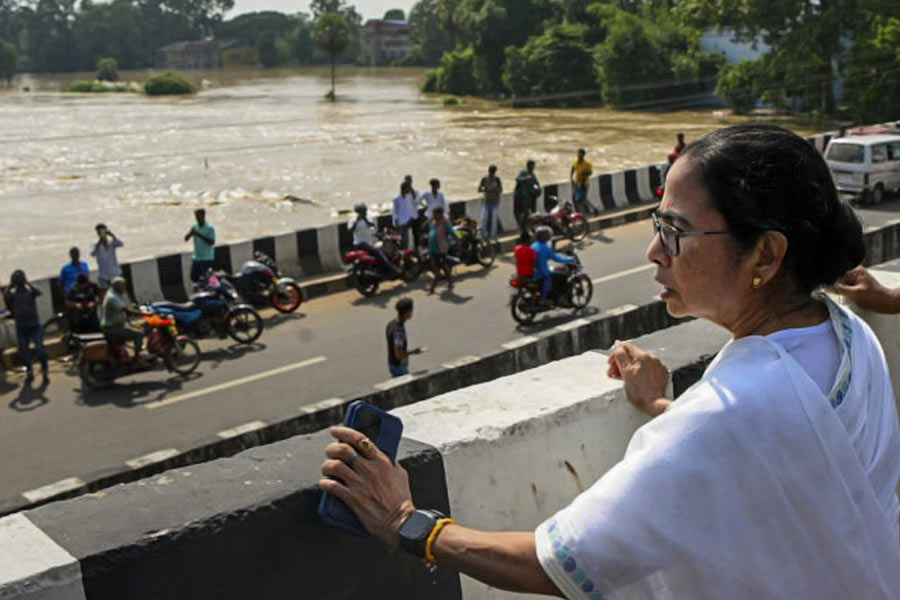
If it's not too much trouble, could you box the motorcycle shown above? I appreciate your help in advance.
[508,249,594,324]
[150,275,264,344]
[76,311,201,390]
[343,229,422,297]
[528,197,589,242]
[418,216,496,276]
[43,301,100,359]
[220,251,303,313]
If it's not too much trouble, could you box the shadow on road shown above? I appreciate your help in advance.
[265,311,307,330]
[201,342,267,367]
[8,377,51,412]
[75,372,203,408]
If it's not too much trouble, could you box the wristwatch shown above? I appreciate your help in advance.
[398,509,447,558]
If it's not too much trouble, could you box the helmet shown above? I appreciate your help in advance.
[354,203,367,215]
[535,226,552,241]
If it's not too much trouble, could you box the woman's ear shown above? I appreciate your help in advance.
[753,230,789,283]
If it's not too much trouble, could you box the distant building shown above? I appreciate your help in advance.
[154,39,259,70]
[359,20,411,66]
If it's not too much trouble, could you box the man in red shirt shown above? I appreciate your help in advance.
[514,231,537,281]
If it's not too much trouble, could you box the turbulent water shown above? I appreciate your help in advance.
[0,66,813,279]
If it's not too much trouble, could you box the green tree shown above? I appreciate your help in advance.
[96,56,118,81]
[383,8,405,20]
[288,18,316,63]
[0,38,17,85]
[216,11,294,45]
[406,0,454,65]
[844,16,900,123]
[435,44,479,94]
[594,10,670,106]
[258,32,278,66]
[314,12,350,99]
[311,0,362,62]
[714,60,762,114]
[73,1,149,71]
[502,24,595,100]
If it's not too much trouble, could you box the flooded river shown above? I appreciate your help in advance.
[0,66,816,279]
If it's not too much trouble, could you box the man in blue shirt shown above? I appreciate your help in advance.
[59,246,90,294]
[532,226,573,302]
[185,208,216,282]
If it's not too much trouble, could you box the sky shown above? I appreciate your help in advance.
[228,0,418,20]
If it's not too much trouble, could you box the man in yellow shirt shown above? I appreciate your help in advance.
[570,148,598,215]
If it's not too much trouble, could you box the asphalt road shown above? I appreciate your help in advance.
[2,199,899,502]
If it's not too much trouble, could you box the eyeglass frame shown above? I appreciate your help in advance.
[651,211,730,257]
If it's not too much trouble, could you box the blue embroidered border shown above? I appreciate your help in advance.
[546,519,607,600]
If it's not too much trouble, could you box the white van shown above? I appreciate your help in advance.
[825,134,900,204]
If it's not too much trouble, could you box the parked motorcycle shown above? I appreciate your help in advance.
[418,216,496,274]
[343,229,422,297]
[219,251,303,313]
[508,249,593,324]
[43,301,100,359]
[528,198,589,242]
[76,311,201,390]
[151,276,264,344]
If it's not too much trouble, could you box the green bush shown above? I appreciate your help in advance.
[63,80,131,93]
[714,60,762,115]
[96,57,119,82]
[0,39,17,86]
[434,45,479,96]
[502,24,595,100]
[421,69,438,93]
[442,96,460,105]
[144,72,194,96]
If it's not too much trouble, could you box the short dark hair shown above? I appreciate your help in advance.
[195,208,206,217]
[95,223,106,232]
[518,230,532,244]
[577,148,586,155]
[396,297,413,315]
[488,165,497,173]
[69,246,79,255]
[430,178,440,187]
[76,273,89,285]
[526,160,535,169]
[681,124,864,294]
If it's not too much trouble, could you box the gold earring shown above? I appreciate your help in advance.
[752,276,763,289]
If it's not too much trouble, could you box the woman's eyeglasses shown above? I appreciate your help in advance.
[651,211,729,257]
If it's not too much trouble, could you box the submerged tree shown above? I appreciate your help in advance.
[0,38,16,85]
[314,12,350,100]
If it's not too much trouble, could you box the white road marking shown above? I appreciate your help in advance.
[374,374,415,391]
[592,263,654,285]
[555,318,591,332]
[441,355,481,369]
[299,397,346,414]
[126,449,181,470]
[217,421,267,439]
[603,303,639,317]
[0,513,86,599]
[501,336,539,350]
[22,477,84,503]
[145,356,327,410]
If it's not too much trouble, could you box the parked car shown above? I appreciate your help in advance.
[825,134,900,205]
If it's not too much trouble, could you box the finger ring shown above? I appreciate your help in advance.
[348,453,358,468]
[358,437,373,455]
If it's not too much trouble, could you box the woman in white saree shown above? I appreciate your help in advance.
[319,125,900,599]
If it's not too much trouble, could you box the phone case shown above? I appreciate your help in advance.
[317,401,404,536]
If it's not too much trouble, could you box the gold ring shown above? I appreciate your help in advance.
[358,437,373,455]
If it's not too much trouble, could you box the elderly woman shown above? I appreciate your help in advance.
[320,125,900,598]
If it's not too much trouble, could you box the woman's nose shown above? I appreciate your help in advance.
[646,231,670,267]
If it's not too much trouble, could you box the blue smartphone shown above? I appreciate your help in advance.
[317,401,404,536]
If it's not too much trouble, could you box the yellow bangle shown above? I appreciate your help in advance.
[424,517,455,565]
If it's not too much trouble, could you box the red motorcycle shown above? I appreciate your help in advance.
[528,197,589,242]
[343,230,422,297]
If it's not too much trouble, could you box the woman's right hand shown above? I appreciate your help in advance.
[607,342,671,417]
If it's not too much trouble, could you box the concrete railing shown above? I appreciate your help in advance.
[2,273,899,599]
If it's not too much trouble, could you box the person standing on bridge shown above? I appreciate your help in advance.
[421,178,449,221]
[405,175,426,250]
[570,148,598,216]
[392,182,418,251]
[478,165,503,240]
[4,270,49,384]
[185,208,216,283]
[386,297,424,377]
[91,223,124,289]
[59,246,90,295]
[515,160,541,231]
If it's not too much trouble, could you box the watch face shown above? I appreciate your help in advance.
[402,511,433,541]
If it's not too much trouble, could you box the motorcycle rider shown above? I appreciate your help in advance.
[349,203,401,277]
[101,277,150,362]
[514,230,537,283]
[532,226,574,304]
[66,273,101,333]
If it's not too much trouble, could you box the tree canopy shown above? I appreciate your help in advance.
[314,11,351,98]
[0,38,17,85]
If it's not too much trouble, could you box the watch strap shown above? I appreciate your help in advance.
[399,509,447,558]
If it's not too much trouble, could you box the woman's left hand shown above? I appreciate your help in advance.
[319,426,416,547]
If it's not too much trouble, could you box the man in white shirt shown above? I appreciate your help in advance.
[392,182,418,250]
[350,204,400,276]
[421,178,449,220]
